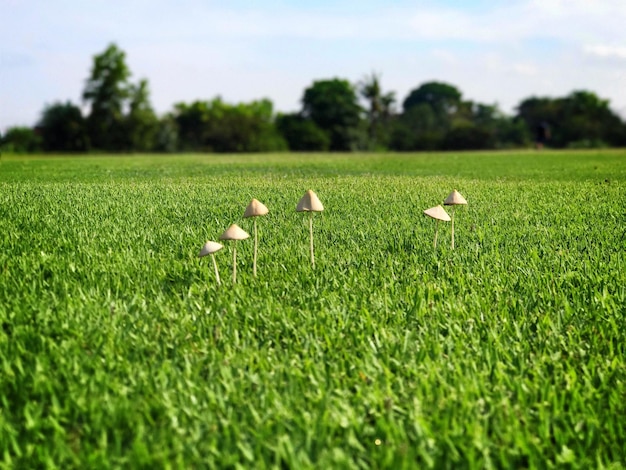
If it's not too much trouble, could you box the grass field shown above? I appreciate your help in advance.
[0,150,625,468]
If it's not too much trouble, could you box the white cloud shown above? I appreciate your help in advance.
[430,49,459,66]
[180,1,626,45]
[30,0,622,44]
[511,63,539,76]
[584,45,626,60]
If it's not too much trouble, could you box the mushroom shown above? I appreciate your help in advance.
[243,198,269,278]
[198,241,223,286]
[219,224,250,284]
[443,189,468,249]
[423,205,451,251]
[296,190,324,267]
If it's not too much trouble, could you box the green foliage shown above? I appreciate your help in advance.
[302,79,363,151]
[358,73,396,150]
[83,43,132,151]
[0,151,625,467]
[153,116,179,153]
[276,113,330,151]
[516,90,626,148]
[491,117,530,149]
[172,100,209,151]
[173,98,287,153]
[38,102,89,152]
[389,104,445,151]
[82,44,161,153]
[125,80,159,152]
[403,81,462,116]
[0,126,42,154]
[442,124,493,150]
[391,90,532,151]
[392,83,467,151]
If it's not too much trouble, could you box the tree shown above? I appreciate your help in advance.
[390,81,464,151]
[302,79,363,151]
[38,102,89,152]
[153,115,179,153]
[0,127,42,154]
[173,98,287,153]
[205,98,286,152]
[403,81,462,117]
[125,79,159,152]
[389,104,443,151]
[82,43,131,151]
[516,90,626,148]
[463,102,529,149]
[359,72,396,149]
[559,91,625,147]
[442,124,493,150]
[516,96,560,147]
[276,113,330,151]
[173,101,210,151]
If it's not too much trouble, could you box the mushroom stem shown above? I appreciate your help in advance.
[253,218,258,277]
[434,219,439,251]
[232,242,237,284]
[451,208,455,250]
[309,211,315,267]
[211,254,221,286]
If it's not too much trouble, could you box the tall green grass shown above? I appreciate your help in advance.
[0,150,624,468]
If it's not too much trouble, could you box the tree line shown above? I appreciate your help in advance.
[2,43,626,154]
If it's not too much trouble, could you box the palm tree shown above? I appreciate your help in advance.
[359,72,395,149]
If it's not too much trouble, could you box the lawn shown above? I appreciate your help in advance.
[0,150,625,468]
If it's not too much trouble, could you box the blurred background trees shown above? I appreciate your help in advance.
[517,91,626,149]
[38,102,89,152]
[359,73,396,150]
[172,98,286,153]
[301,79,363,151]
[82,43,131,151]
[2,44,625,155]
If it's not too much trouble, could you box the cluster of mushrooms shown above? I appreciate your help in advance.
[199,188,467,285]
[423,189,468,250]
[198,190,323,285]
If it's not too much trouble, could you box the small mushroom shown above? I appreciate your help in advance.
[296,190,324,267]
[219,224,250,284]
[198,241,223,286]
[243,198,269,278]
[443,189,468,249]
[423,205,451,251]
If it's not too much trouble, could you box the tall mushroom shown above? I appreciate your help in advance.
[198,241,223,286]
[296,190,324,267]
[243,198,269,278]
[443,189,468,249]
[219,224,250,284]
[423,205,451,251]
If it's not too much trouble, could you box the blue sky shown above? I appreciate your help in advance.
[2,0,626,132]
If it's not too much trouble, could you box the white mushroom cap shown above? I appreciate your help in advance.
[243,198,269,218]
[443,189,468,206]
[219,224,250,241]
[424,205,451,222]
[296,190,324,212]
[198,241,223,257]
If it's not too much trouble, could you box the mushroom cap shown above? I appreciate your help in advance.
[296,190,324,212]
[219,224,250,241]
[424,205,451,222]
[243,198,269,218]
[443,189,468,206]
[198,241,223,257]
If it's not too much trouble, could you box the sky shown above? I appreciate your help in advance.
[2,0,626,133]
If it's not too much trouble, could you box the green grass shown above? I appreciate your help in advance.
[0,150,625,468]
